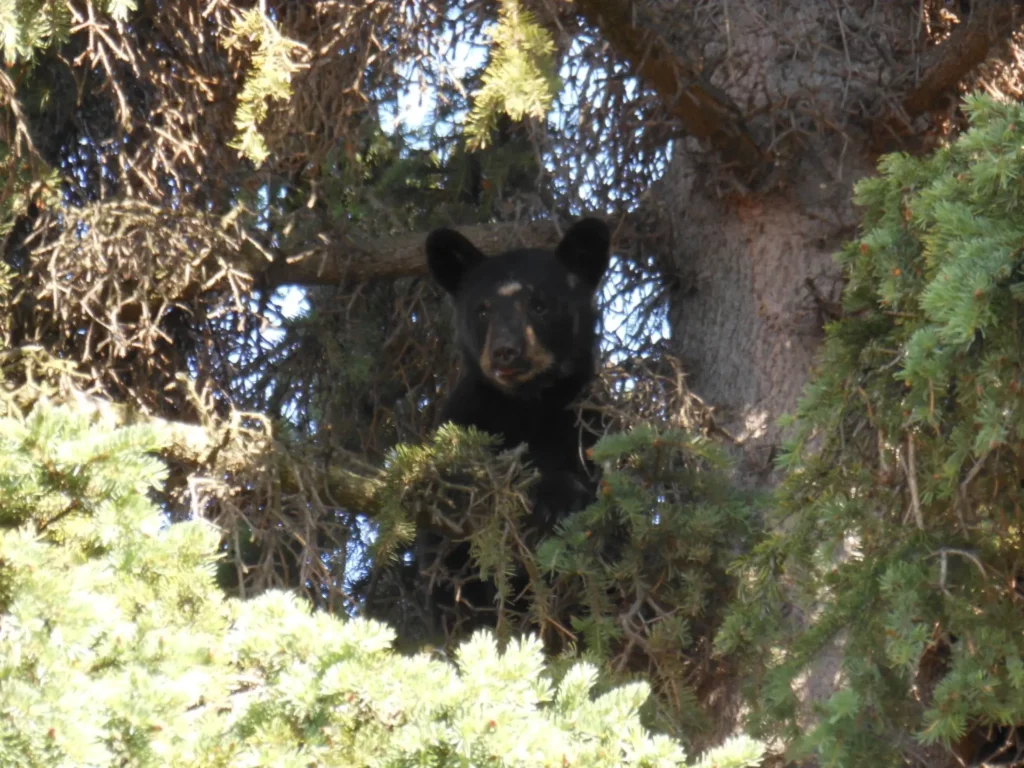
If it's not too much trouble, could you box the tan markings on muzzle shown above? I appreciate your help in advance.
[479,322,519,391]
[515,323,555,383]
[497,281,523,296]
[478,323,498,382]
[478,320,556,389]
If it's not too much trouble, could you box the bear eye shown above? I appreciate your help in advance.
[529,296,548,315]
[476,301,490,320]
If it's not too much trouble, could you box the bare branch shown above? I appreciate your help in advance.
[262,219,558,288]
[902,433,924,531]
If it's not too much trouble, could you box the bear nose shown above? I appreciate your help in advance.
[492,344,521,366]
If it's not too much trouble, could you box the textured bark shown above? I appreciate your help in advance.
[659,2,879,473]
[653,2,914,741]
[664,146,870,481]
[259,219,562,288]
[653,0,1019,755]
[575,0,1022,189]
[903,3,1017,115]
[659,1,1020,473]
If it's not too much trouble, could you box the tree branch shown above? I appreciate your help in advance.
[571,0,772,187]
[0,373,382,515]
[260,218,567,289]
[259,213,642,290]
[876,2,1023,146]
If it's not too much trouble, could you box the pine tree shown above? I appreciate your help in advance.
[0,402,766,767]
[719,93,1024,767]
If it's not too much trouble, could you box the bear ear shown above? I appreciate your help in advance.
[425,227,486,295]
[555,217,610,290]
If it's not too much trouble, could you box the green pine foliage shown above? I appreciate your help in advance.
[464,0,561,151]
[0,402,769,767]
[0,146,61,239]
[0,0,134,66]
[367,412,765,750]
[370,422,532,597]
[719,93,1024,766]
[1,2,301,168]
[1,0,73,66]
[0,0,76,239]
[222,8,306,165]
[538,425,763,740]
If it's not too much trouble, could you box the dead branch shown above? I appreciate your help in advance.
[262,219,555,288]
[571,0,772,187]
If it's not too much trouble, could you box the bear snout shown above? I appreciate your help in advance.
[479,321,556,388]
[491,340,522,367]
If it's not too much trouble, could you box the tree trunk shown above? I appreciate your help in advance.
[645,1,1012,744]
[635,1,1020,490]
[662,139,873,483]
[594,0,1020,487]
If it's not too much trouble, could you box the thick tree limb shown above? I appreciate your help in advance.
[259,214,642,290]
[260,218,567,289]
[571,0,772,187]
[877,2,1023,145]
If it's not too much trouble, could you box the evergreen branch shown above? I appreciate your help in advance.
[37,498,81,532]
[464,0,561,151]
[571,0,773,188]
[12,385,381,515]
[1,400,757,766]
[726,94,1024,765]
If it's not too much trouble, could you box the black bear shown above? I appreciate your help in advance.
[412,218,611,643]
[426,217,611,529]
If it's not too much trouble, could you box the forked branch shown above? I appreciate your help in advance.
[572,0,773,187]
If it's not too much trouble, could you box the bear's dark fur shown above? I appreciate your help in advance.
[416,218,611,641]
[426,217,611,529]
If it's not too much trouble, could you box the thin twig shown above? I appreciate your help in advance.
[904,433,924,530]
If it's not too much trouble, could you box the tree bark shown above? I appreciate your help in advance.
[260,218,567,289]
[646,0,1024,755]
[649,0,1017,744]
[650,2,1020,475]
[662,149,870,481]
[257,214,638,290]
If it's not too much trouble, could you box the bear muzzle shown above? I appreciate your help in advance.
[479,322,555,389]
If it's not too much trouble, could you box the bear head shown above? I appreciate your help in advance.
[426,218,611,398]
